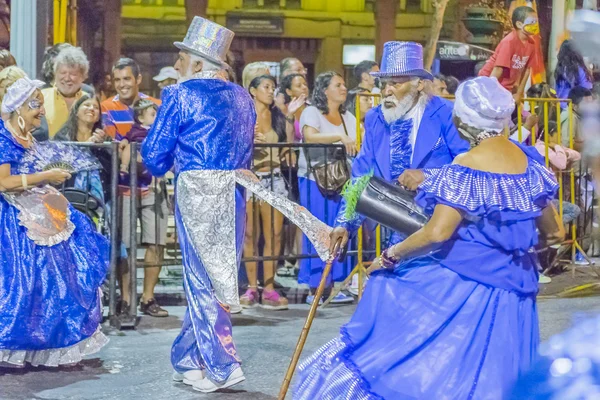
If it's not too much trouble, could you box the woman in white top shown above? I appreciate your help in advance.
[298,71,357,305]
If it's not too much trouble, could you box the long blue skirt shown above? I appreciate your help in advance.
[0,197,109,366]
[297,177,352,288]
[293,256,539,400]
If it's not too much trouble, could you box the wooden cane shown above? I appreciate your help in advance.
[278,257,335,400]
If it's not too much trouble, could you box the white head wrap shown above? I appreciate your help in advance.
[1,77,45,114]
[453,76,515,133]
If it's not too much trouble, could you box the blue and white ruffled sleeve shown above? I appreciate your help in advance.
[415,160,558,221]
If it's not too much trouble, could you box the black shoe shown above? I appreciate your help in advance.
[139,298,169,317]
[117,300,131,317]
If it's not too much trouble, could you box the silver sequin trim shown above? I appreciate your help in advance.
[177,169,334,306]
[0,329,108,368]
[177,170,239,307]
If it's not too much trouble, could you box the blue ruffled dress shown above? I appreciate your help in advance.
[293,145,558,400]
[0,123,110,367]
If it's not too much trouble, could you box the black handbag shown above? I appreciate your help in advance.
[305,117,351,199]
[355,176,429,236]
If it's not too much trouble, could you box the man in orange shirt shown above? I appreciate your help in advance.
[101,58,160,141]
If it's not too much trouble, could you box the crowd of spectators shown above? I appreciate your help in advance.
[0,14,595,313]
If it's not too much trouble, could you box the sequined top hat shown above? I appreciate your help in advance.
[454,76,515,133]
[174,16,234,66]
[371,42,433,81]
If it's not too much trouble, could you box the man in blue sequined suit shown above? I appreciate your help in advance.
[331,42,470,249]
[142,17,254,393]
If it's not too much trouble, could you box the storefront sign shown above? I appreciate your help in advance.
[227,14,284,35]
[437,41,492,61]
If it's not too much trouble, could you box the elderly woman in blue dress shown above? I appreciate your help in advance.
[0,77,109,367]
[294,77,565,399]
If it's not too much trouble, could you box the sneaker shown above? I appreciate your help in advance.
[575,251,589,266]
[193,367,245,393]
[182,369,205,386]
[538,274,552,284]
[348,274,368,296]
[305,295,323,306]
[261,289,289,311]
[139,298,169,317]
[239,288,258,309]
[229,303,243,314]
[172,372,184,382]
[330,292,355,304]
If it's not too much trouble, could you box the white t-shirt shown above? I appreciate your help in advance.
[298,105,358,180]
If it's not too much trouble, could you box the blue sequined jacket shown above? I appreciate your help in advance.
[336,96,470,234]
[142,78,255,176]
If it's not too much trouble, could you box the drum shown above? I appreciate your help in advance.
[355,176,429,237]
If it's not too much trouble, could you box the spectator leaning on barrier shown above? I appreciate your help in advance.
[53,94,109,204]
[298,71,357,305]
[478,6,539,100]
[42,46,90,138]
[240,74,293,311]
[101,58,160,141]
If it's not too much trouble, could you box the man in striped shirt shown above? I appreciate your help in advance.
[101,58,160,141]
[102,57,167,319]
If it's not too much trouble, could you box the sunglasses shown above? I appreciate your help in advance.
[28,99,42,110]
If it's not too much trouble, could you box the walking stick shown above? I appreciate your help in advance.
[278,245,339,400]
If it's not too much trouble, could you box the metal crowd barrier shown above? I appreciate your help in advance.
[60,94,595,329]
[58,141,121,327]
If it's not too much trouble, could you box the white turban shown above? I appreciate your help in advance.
[1,77,45,114]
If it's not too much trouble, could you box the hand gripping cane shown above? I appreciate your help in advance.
[278,241,343,400]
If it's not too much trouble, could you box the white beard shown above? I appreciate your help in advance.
[381,89,419,124]
[177,64,195,83]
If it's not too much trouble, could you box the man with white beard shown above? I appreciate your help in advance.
[142,17,254,393]
[331,41,469,250]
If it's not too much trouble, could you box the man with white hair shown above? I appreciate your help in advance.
[42,46,89,137]
[142,17,255,393]
[331,42,470,252]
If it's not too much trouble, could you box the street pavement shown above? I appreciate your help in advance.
[2,297,600,400]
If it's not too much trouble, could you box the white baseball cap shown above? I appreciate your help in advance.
[153,66,178,82]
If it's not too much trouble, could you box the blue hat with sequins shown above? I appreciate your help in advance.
[371,42,433,81]
[174,16,234,66]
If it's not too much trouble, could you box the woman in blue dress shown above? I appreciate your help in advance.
[293,76,566,399]
[0,77,109,367]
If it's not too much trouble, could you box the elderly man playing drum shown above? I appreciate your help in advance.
[332,41,469,251]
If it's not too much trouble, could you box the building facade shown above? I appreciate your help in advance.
[121,0,459,94]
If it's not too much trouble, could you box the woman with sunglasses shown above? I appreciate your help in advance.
[0,77,109,367]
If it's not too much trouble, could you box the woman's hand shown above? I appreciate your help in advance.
[287,94,307,116]
[524,114,539,131]
[43,169,71,185]
[340,135,357,157]
[254,124,266,144]
[89,129,107,143]
[366,257,383,275]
